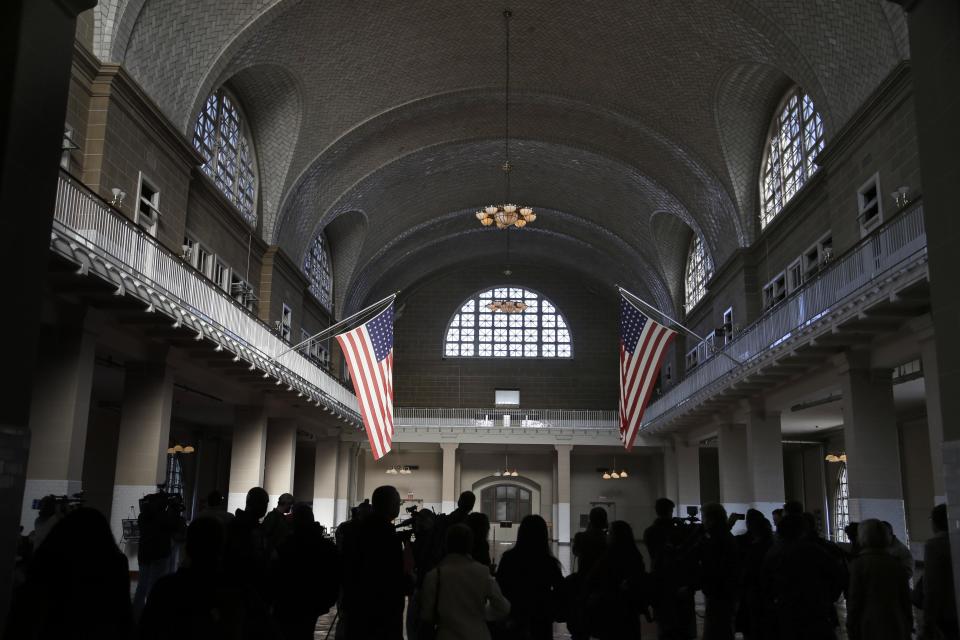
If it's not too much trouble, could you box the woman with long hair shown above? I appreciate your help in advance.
[495,515,563,640]
[583,520,649,639]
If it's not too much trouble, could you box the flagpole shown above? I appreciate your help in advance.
[616,285,744,368]
[274,291,399,360]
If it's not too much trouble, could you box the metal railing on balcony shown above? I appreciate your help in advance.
[51,172,358,417]
[394,407,618,430]
[643,202,927,430]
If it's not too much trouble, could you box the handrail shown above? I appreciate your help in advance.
[642,202,927,429]
[51,172,359,415]
[394,407,618,430]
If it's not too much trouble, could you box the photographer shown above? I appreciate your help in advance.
[133,489,187,616]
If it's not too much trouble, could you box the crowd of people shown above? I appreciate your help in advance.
[3,485,956,640]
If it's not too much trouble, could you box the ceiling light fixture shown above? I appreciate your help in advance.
[601,457,629,479]
[486,299,527,313]
[493,452,519,477]
[475,10,536,231]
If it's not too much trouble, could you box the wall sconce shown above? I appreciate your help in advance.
[110,187,126,207]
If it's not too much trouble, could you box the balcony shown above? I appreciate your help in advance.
[394,407,617,430]
[49,173,359,421]
[643,202,928,433]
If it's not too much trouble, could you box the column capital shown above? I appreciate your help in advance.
[440,441,459,453]
[554,444,573,454]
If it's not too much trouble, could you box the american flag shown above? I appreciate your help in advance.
[619,292,676,451]
[336,303,394,460]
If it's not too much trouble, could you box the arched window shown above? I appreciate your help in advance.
[480,484,532,523]
[193,88,258,226]
[684,234,711,311]
[444,287,572,358]
[304,231,333,310]
[760,88,824,228]
[833,463,849,543]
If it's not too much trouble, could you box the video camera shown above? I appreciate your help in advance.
[139,486,185,516]
[31,492,84,513]
[672,505,701,526]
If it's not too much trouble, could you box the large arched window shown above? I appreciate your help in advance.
[760,88,824,228]
[480,484,532,523]
[684,234,711,311]
[304,231,333,310]
[444,287,572,358]
[833,463,850,543]
[193,88,258,226]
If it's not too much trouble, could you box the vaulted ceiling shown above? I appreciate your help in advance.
[92,0,908,316]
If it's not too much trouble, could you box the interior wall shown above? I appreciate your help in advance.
[699,446,720,504]
[899,418,935,542]
[359,449,444,514]
[569,450,661,542]
[293,443,316,504]
[393,267,618,409]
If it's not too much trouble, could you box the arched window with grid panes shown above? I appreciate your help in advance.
[304,231,333,311]
[193,88,258,226]
[685,234,711,311]
[760,88,824,229]
[443,287,572,358]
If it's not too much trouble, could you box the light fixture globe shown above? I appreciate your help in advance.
[602,471,611,480]
[495,207,519,227]
[619,469,628,478]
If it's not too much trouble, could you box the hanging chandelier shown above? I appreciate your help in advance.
[601,457,628,480]
[493,453,519,477]
[475,10,536,230]
[824,453,847,463]
[486,299,527,313]
[385,465,413,475]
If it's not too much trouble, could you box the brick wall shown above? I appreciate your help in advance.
[392,266,619,410]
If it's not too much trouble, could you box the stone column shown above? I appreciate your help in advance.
[0,0,96,617]
[334,441,356,524]
[899,0,960,621]
[675,437,701,517]
[718,422,751,532]
[228,407,268,513]
[20,314,97,531]
[264,418,296,508]
[441,442,458,513]
[110,363,174,548]
[663,442,679,508]
[920,336,946,504]
[556,444,573,543]
[313,440,339,530]
[552,452,559,540]
[839,354,907,541]
[740,400,785,518]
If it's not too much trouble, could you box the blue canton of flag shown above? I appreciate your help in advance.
[619,293,676,451]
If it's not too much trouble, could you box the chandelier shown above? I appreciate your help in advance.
[601,457,628,480]
[487,299,527,313]
[475,10,536,230]
[385,465,413,475]
[824,453,847,463]
[493,453,519,477]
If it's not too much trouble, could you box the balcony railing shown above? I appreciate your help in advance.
[50,173,359,418]
[643,202,927,430]
[394,407,617,430]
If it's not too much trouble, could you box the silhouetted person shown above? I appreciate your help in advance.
[844,522,861,557]
[140,516,276,640]
[783,500,803,517]
[408,508,442,640]
[692,503,740,640]
[447,491,477,526]
[771,508,784,529]
[421,524,510,640]
[647,505,697,640]
[801,511,848,634]
[261,492,294,553]
[568,506,609,639]
[881,520,914,578]
[643,497,675,565]
[133,489,187,616]
[583,520,649,640]
[921,504,958,640]
[272,504,341,640]
[847,518,912,640]
[762,513,844,640]
[4,508,132,640]
[735,509,773,640]
[466,511,493,569]
[225,487,271,602]
[197,489,234,527]
[496,514,564,640]
[341,485,408,640]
